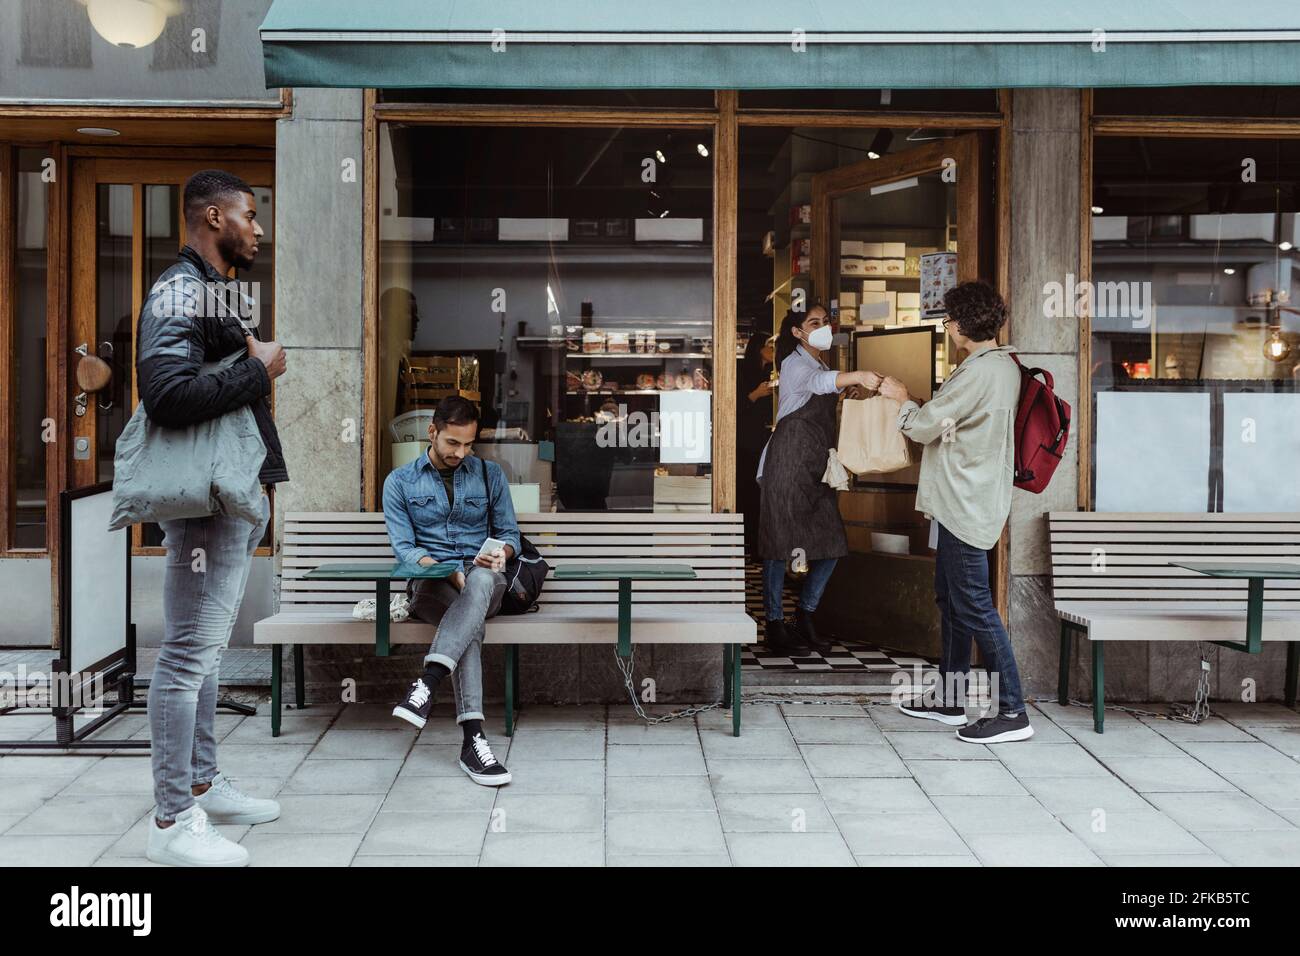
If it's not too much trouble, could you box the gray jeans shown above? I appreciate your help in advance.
[149,494,269,821]
[408,563,506,723]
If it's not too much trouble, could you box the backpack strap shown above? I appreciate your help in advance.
[478,455,496,542]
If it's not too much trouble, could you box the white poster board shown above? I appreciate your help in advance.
[1223,393,1300,512]
[1095,392,1210,512]
[69,490,129,674]
[658,390,712,464]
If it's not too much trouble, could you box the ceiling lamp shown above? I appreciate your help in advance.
[867,129,893,160]
[79,0,181,50]
[1264,328,1293,363]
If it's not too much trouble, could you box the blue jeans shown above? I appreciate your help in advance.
[407,563,506,723]
[150,494,269,821]
[934,522,1025,715]
[762,557,837,622]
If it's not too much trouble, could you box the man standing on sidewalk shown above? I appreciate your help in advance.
[138,170,290,866]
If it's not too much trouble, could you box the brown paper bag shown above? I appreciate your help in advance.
[837,395,912,474]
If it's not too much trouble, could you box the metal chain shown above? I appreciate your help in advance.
[614,648,724,723]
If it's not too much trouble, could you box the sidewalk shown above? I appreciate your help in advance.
[1,698,1297,866]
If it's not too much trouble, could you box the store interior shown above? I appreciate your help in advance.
[376,120,994,674]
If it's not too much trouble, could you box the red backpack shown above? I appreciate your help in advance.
[1009,354,1071,494]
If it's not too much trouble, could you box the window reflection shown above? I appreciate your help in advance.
[378,124,715,512]
[1090,137,1300,512]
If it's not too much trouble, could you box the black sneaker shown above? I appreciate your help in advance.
[957,711,1035,744]
[459,733,512,787]
[897,694,968,726]
[392,678,435,730]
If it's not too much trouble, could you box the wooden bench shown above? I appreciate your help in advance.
[1049,511,1300,733]
[254,511,755,736]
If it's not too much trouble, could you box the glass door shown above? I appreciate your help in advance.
[68,157,274,550]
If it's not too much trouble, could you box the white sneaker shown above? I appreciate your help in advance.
[146,804,249,867]
[194,772,281,825]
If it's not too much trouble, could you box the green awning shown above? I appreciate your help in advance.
[261,0,1300,90]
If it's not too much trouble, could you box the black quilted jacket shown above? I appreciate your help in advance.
[136,245,289,485]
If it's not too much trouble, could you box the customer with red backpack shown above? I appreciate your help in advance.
[879,281,1034,743]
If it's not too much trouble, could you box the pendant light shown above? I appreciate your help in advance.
[78,0,180,50]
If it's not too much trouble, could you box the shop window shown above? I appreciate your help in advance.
[378,89,716,108]
[1094,87,1300,119]
[378,123,715,512]
[1090,137,1300,511]
[739,90,999,112]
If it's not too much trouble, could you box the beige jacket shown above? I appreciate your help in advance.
[897,344,1021,550]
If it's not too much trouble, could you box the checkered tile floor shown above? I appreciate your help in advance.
[743,561,937,675]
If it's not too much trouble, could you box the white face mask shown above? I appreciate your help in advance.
[805,325,834,351]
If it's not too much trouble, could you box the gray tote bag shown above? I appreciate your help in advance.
[108,350,267,531]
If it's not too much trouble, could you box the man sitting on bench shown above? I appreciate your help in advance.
[382,395,519,786]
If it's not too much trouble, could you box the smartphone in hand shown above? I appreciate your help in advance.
[476,538,507,561]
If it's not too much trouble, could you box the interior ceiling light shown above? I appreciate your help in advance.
[1224,267,1236,275]
[696,143,709,157]
[79,0,181,50]
[1280,240,1294,251]
[76,127,121,137]
[1264,328,1292,362]
[867,129,893,160]
[1091,205,1105,215]
[655,149,667,164]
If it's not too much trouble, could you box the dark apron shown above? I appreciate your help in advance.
[756,390,848,562]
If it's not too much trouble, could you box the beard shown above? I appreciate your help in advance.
[217,230,256,271]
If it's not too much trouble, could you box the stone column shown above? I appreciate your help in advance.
[273,88,366,700]
[1004,89,1148,700]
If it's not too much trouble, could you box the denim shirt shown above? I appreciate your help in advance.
[382,452,521,566]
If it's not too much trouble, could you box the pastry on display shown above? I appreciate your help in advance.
[582,330,606,353]
[674,372,693,390]
[635,373,656,390]
[606,331,630,353]
[565,370,582,391]
[581,369,603,391]
[657,372,674,390]
[693,368,710,390]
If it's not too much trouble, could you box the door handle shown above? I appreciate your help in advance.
[74,391,88,417]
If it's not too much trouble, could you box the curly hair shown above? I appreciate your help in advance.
[942,281,1006,342]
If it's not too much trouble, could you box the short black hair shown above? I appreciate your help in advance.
[183,169,254,224]
[942,281,1007,342]
[432,395,480,430]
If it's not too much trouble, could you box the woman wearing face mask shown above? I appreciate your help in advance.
[756,306,881,656]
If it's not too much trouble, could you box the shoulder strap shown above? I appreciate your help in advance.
[478,456,496,540]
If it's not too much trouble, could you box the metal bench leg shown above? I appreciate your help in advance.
[293,644,306,710]
[721,645,733,709]
[1286,642,1299,710]
[504,645,516,737]
[1092,640,1104,734]
[271,644,282,738]
[1058,620,1072,704]
[732,643,742,737]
